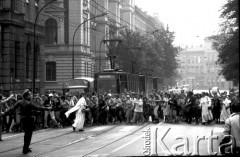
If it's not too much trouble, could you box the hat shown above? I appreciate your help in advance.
[49,93,53,97]
[22,89,30,99]
[107,94,112,97]
[126,95,130,98]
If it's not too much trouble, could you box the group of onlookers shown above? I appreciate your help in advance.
[0,88,239,154]
[1,88,239,135]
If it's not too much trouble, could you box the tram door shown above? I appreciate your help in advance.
[119,74,127,93]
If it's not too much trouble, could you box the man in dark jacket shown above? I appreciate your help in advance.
[168,93,178,123]
[184,91,195,124]
[3,89,51,154]
[211,92,221,123]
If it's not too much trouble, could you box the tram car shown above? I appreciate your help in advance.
[94,69,164,94]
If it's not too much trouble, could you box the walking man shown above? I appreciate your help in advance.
[65,92,88,131]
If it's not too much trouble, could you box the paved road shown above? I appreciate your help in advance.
[0,122,225,157]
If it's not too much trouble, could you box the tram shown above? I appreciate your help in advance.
[94,69,164,94]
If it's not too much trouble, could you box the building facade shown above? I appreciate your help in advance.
[0,0,166,94]
[0,0,46,95]
[44,0,94,91]
[177,38,233,90]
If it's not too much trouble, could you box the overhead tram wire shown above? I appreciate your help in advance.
[89,0,156,35]
[20,0,160,36]
[18,0,106,36]
[87,1,126,29]
[34,0,156,36]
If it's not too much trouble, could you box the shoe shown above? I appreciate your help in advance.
[73,127,75,131]
[79,129,84,132]
[22,148,32,154]
[27,148,32,152]
[0,139,3,141]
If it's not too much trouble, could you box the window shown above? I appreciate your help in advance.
[26,41,31,79]
[45,18,58,44]
[0,25,2,62]
[84,62,89,77]
[83,19,88,45]
[15,41,20,79]
[0,0,2,8]
[35,43,40,79]
[46,62,56,81]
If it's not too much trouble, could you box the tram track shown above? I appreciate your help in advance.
[33,124,123,157]
[0,125,118,155]
[82,122,151,157]
[33,122,151,157]
[2,127,54,141]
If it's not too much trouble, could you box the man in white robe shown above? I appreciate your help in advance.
[65,93,87,131]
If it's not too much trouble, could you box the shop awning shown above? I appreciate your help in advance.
[63,77,94,89]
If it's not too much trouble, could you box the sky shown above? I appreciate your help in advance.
[135,0,227,47]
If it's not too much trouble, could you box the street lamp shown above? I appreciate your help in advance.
[98,25,127,71]
[33,0,57,94]
[72,12,108,79]
[103,39,123,70]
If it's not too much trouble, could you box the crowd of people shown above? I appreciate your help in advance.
[0,88,239,154]
[1,88,239,133]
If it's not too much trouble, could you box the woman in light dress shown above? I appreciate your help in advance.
[162,93,170,122]
[65,93,88,131]
[220,94,231,123]
[199,93,213,124]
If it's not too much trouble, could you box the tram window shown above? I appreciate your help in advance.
[97,79,116,93]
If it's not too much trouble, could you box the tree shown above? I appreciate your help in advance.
[115,28,179,86]
[117,29,145,73]
[211,0,239,84]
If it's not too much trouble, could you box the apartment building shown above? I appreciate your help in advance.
[177,38,233,90]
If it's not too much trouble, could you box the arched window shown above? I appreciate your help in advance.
[45,18,58,44]
[46,61,56,81]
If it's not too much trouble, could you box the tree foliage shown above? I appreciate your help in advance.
[211,0,239,83]
[114,28,179,84]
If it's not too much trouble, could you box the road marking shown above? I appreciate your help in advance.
[110,135,142,154]
[110,122,164,154]
[64,137,85,147]
[118,126,137,132]
[2,128,53,139]
[86,154,109,157]
[89,126,110,131]
[2,133,22,139]
[158,122,164,125]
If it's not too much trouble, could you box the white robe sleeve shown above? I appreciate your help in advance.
[65,98,83,118]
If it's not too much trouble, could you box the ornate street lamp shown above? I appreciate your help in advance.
[98,25,127,71]
[33,0,57,94]
[103,39,123,70]
[72,12,108,79]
